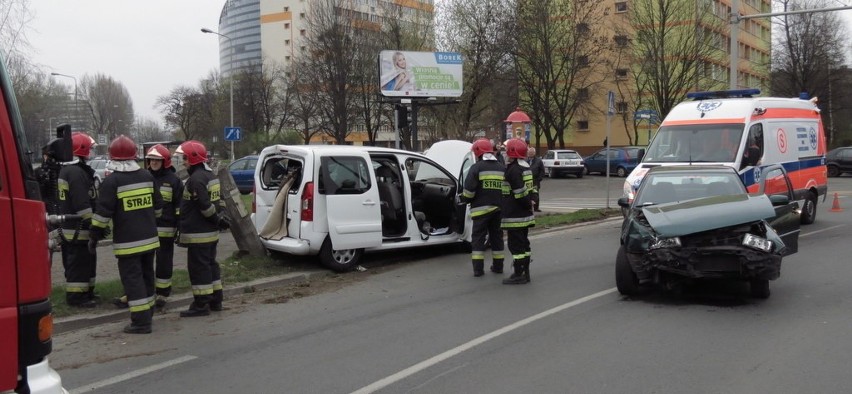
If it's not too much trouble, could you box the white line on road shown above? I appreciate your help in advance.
[350,288,618,394]
[800,224,845,238]
[69,355,197,394]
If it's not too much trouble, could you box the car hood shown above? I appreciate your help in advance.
[423,140,473,179]
[640,194,777,237]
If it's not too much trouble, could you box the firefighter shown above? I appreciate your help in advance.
[460,138,506,277]
[89,135,162,334]
[176,140,230,317]
[113,144,182,309]
[501,138,537,285]
[58,132,99,307]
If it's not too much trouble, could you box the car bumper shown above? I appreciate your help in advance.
[632,246,782,281]
[549,166,584,174]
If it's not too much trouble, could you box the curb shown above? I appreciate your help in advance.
[54,270,330,334]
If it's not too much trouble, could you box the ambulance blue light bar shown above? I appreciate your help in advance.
[686,89,761,100]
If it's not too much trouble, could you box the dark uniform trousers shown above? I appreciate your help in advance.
[119,251,156,326]
[507,227,531,265]
[155,236,175,296]
[62,242,97,304]
[471,211,504,271]
[188,242,223,306]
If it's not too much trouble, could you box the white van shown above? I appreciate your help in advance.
[252,141,475,271]
[624,89,828,224]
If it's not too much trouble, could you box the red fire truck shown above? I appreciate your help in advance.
[0,54,67,392]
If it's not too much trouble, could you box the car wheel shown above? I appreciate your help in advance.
[800,190,817,225]
[576,172,583,179]
[749,279,770,299]
[616,167,627,177]
[584,166,591,175]
[827,165,840,177]
[319,238,364,272]
[615,245,640,296]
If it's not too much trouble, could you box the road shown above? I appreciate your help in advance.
[52,176,852,393]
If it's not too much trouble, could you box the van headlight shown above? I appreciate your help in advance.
[742,233,772,252]
[650,237,681,249]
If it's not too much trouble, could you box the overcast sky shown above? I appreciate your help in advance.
[27,1,225,125]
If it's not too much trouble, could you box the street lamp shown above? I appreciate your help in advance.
[50,72,78,124]
[201,27,235,161]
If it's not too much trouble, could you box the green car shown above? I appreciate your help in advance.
[616,165,800,298]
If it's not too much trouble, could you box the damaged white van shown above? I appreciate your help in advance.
[252,141,475,271]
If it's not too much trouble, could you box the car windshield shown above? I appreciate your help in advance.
[635,172,745,206]
[644,124,744,163]
[556,152,580,159]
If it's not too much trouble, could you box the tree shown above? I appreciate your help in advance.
[79,73,134,141]
[156,85,210,142]
[629,0,724,120]
[512,0,613,149]
[0,0,34,78]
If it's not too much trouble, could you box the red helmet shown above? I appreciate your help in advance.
[178,140,208,166]
[145,144,172,168]
[505,138,528,159]
[71,132,95,158]
[471,138,494,157]
[108,135,137,160]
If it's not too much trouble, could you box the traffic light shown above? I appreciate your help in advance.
[395,105,409,129]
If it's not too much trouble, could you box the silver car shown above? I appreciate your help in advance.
[89,158,111,188]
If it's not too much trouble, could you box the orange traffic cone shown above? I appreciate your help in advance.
[830,192,843,212]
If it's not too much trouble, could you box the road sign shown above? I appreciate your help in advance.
[97,134,107,145]
[224,127,242,141]
[607,91,616,116]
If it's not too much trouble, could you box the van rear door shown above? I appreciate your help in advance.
[320,154,382,249]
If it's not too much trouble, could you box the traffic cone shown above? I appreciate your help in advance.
[830,192,843,212]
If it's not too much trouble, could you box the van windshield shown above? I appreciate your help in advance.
[644,123,744,163]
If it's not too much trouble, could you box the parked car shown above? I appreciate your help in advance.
[584,146,645,177]
[252,141,474,272]
[616,165,800,298]
[541,149,584,178]
[229,155,258,194]
[826,146,852,177]
[89,158,111,189]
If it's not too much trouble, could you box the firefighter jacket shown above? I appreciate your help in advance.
[151,167,182,238]
[90,161,163,256]
[178,164,222,245]
[461,154,505,218]
[501,159,536,229]
[57,160,97,243]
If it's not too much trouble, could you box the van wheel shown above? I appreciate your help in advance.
[319,238,363,272]
[827,165,840,177]
[615,246,640,296]
[616,167,627,177]
[800,191,817,225]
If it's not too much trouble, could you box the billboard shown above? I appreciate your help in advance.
[379,50,463,98]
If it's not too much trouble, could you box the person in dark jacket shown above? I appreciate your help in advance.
[460,138,506,277]
[501,139,537,285]
[89,135,162,334]
[58,132,99,307]
[527,147,545,212]
[176,140,230,317]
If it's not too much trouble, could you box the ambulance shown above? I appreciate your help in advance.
[623,89,827,224]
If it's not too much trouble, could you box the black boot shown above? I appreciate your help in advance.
[503,262,527,285]
[125,309,152,334]
[210,290,223,312]
[113,295,129,309]
[490,259,504,274]
[180,300,210,317]
[472,261,485,277]
[67,292,97,308]
[123,324,152,334]
[523,261,531,283]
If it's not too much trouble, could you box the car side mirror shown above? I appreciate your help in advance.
[617,197,630,208]
[768,194,790,206]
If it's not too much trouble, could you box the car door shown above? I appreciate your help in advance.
[841,148,852,173]
[229,158,253,191]
[586,150,604,173]
[320,154,382,250]
[757,165,800,255]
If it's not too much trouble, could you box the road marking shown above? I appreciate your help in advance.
[800,224,845,238]
[350,288,618,394]
[69,355,197,394]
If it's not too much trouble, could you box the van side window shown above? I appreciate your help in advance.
[319,156,371,195]
[764,168,791,198]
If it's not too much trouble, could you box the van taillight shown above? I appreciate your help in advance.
[251,185,256,214]
[301,182,314,221]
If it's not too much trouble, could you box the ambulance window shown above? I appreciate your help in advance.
[319,156,371,195]
[763,168,791,198]
[741,124,764,169]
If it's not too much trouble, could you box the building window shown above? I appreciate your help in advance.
[577,56,589,68]
[617,102,628,114]
[284,23,290,29]
[300,29,306,36]
[577,120,589,130]
[300,13,305,18]
[576,23,589,34]
[616,68,628,79]
[577,88,589,100]
[285,39,290,45]
[284,6,289,11]
[285,56,291,61]
[615,1,628,13]
[614,34,629,47]
[300,46,306,52]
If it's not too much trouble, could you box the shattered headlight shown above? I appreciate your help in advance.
[650,237,681,249]
[742,233,772,252]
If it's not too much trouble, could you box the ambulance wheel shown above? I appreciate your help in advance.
[800,191,817,225]
[319,238,363,272]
